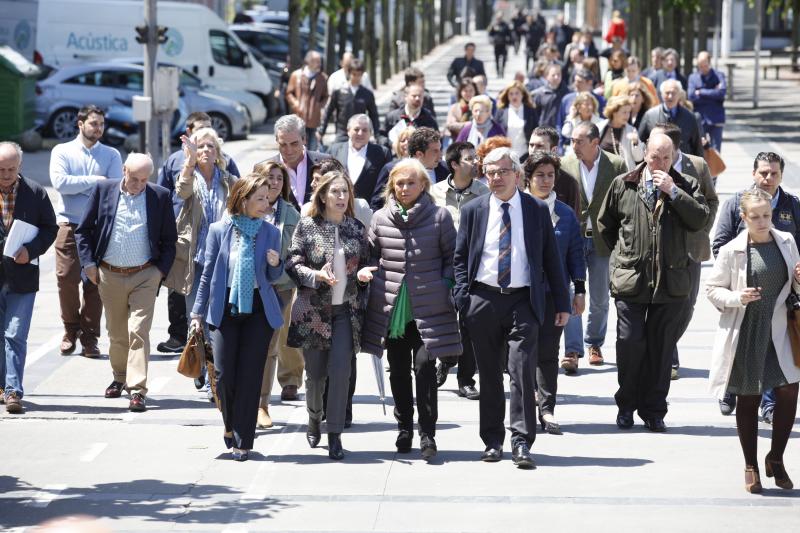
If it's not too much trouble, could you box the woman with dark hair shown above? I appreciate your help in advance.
[250,161,301,429]
[523,152,586,434]
[360,158,461,460]
[446,79,478,140]
[190,174,284,461]
[285,170,370,460]
[494,81,539,158]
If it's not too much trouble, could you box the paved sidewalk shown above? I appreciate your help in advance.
[3,39,800,533]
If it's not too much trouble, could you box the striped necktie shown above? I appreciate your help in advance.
[498,202,512,288]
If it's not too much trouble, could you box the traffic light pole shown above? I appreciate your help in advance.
[143,0,159,172]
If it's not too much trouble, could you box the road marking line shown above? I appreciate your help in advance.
[80,442,108,462]
[28,484,66,508]
[25,333,63,367]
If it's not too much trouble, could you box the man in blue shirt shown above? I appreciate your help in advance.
[49,105,123,357]
[688,51,726,153]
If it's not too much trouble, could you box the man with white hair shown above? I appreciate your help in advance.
[597,133,708,433]
[75,153,178,412]
[286,50,329,151]
[326,114,391,209]
[0,142,58,414]
[454,147,570,468]
[638,78,703,157]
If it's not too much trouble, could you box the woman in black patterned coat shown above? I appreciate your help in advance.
[285,171,370,460]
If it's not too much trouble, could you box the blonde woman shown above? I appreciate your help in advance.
[456,95,505,145]
[596,95,643,171]
[706,189,800,493]
[560,92,600,148]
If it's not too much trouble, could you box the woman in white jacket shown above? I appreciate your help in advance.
[706,189,800,494]
[596,95,643,171]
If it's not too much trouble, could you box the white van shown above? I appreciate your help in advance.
[35,0,272,103]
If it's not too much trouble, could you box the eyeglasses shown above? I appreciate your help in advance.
[485,168,514,178]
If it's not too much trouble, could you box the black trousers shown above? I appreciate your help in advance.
[210,291,274,450]
[441,313,477,387]
[672,260,702,368]
[494,45,507,77]
[167,290,188,342]
[466,286,539,448]
[536,294,564,415]
[386,321,438,437]
[615,299,685,420]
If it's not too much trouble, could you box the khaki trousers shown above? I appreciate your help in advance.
[261,288,303,404]
[55,224,102,341]
[98,265,161,395]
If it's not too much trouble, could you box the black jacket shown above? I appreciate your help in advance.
[0,175,57,293]
[388,88,437,119]
[379,107,439,152]
[265,150,331,209]
[327,141,392,210]
[75,179,178,277]
[493,105,539,145]
[638,105,704,157]
[318,85,380,143]
[489,21,513,50]
[447,56,487,87]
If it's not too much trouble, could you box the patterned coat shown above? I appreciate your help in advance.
[285,215,369,352]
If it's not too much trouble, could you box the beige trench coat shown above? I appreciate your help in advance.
[705,228,800,399]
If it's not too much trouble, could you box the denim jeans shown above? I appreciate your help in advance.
[705,124,723,153]
[563,284,584,355]
[761,388,776,414]
[573,237,611,353]
[0,289,36,398]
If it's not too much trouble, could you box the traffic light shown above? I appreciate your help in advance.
[135,25,148,44]
[157,26,168,44]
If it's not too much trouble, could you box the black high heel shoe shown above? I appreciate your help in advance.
[539,413,562,435]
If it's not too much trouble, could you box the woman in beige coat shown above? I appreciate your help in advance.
[706,189,800,494]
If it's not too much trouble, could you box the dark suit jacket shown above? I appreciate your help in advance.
[379,108,439,151]
[318,85,380,142]
[389,88,437,119]
[266,150,330,209]
[493,105,539,144]
[447,56,487,86]
[327,141,392,210]
[638,105,703,157]
[75,180,178,277]
[650,69,688,92]
[453,192,570,326]
[0,175,57,293]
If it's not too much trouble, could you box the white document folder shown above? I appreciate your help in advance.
[3,219,40,265]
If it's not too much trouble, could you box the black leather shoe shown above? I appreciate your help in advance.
[616,409,634,429]
[511,443,536,469]
[328,433,344,460]
[105,381,124,399]
[481,446,503,462]
[457,385,480,400]
[644,417,667,432]
[156,336,186,353]
[306,418,321,448]
[395,429,412,453]
[719,393,736,415]
[435,362,450,388]
[420,435,437,461]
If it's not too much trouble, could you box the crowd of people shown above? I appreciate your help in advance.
[0,9,797,492]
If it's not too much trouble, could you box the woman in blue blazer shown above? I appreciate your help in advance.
[523,151,587,435]
[191,174,284,461]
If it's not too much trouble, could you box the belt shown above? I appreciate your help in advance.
[584,228,593,238]
[100,261,153,275]
[473,282,528,295]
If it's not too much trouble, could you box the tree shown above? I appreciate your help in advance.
[289,0,302,70]
[364,0,376,80]
[380,0,391,82]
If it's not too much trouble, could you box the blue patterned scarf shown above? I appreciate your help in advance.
[228,215,262,315]
[194,167,223,264]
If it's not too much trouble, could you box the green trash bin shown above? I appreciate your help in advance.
[0,45,41,139]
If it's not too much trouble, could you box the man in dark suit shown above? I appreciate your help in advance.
[638,79,703,157]
[317,58,380,144]
[454,147,570,468]
[380,84,438,152]
[75,153,178,412]
[649,48,688,92]
[0,142,58,415]
[267,114,331,210]
[388,67,437,120]
[447,42,486,87]
[326,114,391,211]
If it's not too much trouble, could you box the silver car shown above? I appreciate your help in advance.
[36,62,250,141]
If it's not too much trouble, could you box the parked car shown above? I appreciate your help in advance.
[102,96,187,148]
[231,23,322,64]
[35,62,250,141]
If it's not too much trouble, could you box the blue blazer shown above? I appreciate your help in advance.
[75,179,177,277]
[552,199,586,288]
[453,191,570,326]
[192,219,284,329]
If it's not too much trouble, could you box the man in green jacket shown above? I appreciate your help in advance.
[560,122,627,373]
[597,133,709,433]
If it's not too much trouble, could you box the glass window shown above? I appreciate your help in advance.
[210,29,246,67]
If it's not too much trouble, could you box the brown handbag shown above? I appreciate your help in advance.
[787,293,800,367]
[177,329,205,378]
[704,146,727,177]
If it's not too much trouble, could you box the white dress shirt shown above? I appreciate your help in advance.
[580,148,602,229]
[281,151,308,204]
[476,190,530,288]
[347,142,368,185]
